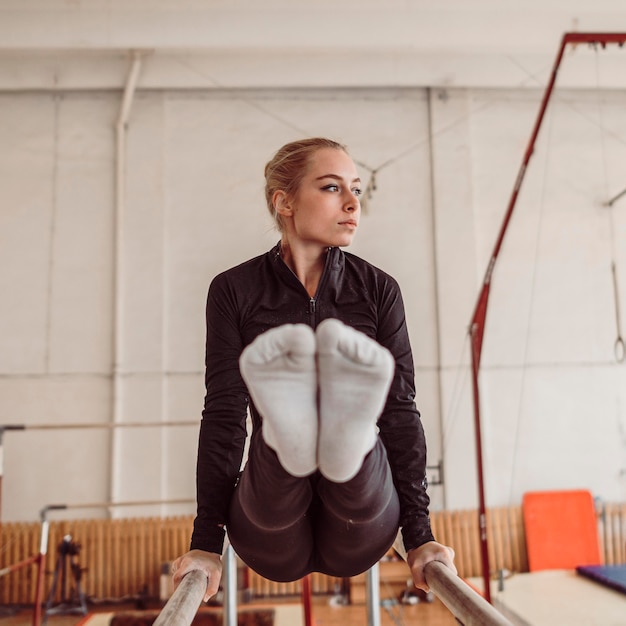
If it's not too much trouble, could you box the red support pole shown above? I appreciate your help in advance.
[470,318,492,603]
[466,31,626,603]
[301,575,313,626]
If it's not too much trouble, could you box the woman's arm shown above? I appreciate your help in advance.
[190,274,249,554]
[374,276,436,551]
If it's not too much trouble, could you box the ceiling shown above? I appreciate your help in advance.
[1,1,625,90]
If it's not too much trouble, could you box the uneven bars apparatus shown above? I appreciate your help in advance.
[0,422,304,625]
[0,421,197,521]
[27,500,196,626]
[0,420,309,625]
[468,32,626,603]
[32,504,291,626]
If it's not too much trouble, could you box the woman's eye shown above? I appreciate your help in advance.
[353,188,362,196]
[322,184,339,192]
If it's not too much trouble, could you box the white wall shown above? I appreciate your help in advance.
[1,1,626,522]
[432,88,626,508]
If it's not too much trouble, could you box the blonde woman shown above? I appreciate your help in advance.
[172,138,455,601]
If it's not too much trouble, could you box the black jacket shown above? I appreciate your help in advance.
[191,243,435,554]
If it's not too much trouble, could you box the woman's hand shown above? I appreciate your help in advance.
[406,541,457,592]
[171,549,223,602]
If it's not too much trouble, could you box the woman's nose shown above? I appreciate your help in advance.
[343,192,359,211]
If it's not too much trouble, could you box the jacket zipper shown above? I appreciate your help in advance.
[309,247,334,327]
[276,244,332,328]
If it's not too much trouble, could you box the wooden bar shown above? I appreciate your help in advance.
[424,560,512,626]
[153,569,207,626]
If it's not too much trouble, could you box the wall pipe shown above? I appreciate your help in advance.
[2,421,197,431]
[0,425,24,521]
[426,87,448,507]
[111,51,143,507]
[467,32,626,604]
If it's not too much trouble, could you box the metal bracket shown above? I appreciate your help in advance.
[426,460,444,486]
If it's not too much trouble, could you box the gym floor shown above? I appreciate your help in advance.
[0,595,458,626]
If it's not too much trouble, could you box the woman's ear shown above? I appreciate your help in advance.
[273,190,293,217]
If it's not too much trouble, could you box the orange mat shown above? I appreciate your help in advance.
[522,489,602,571]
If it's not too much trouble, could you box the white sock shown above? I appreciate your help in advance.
[316,318,395,482]
[239,324,318,477]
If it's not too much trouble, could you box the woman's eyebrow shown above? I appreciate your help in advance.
[315,174,361,183]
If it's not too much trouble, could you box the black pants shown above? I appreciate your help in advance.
[227,434,401,582]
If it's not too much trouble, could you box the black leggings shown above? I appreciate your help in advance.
[227,434,401,582]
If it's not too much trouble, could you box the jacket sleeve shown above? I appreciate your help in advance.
[190,273,249,554]
[374,276,436,552]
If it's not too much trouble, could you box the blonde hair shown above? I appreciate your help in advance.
[264,137,348,232]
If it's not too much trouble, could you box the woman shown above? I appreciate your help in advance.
[172,137,455,601]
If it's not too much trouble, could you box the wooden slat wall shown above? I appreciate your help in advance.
[430,506,528,578]
[0,516,193,605]
[245,569,341,597]
[598,502,626,565]
[1,503,624,605]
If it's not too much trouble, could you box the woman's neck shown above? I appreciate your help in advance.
[280,239,327,298]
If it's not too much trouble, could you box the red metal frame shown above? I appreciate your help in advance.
[301,574,313,626]
[468,32,626,603]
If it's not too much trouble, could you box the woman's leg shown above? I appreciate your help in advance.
[239,323,318,477]
[316,319,395,482]
[313,439,401,577]
[229,437,400,581]
[313,319,400,575]
[228,433,315,582]
[230,324,318,581]
[231,321,399,580]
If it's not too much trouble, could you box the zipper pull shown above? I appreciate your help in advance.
[309,298,316,315]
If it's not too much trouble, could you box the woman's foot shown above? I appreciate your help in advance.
[316,319,394,482]
[239,324,318,476]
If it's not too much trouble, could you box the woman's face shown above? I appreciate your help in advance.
[280,148,362,249]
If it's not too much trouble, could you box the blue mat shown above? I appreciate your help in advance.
[576,564,626,596]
